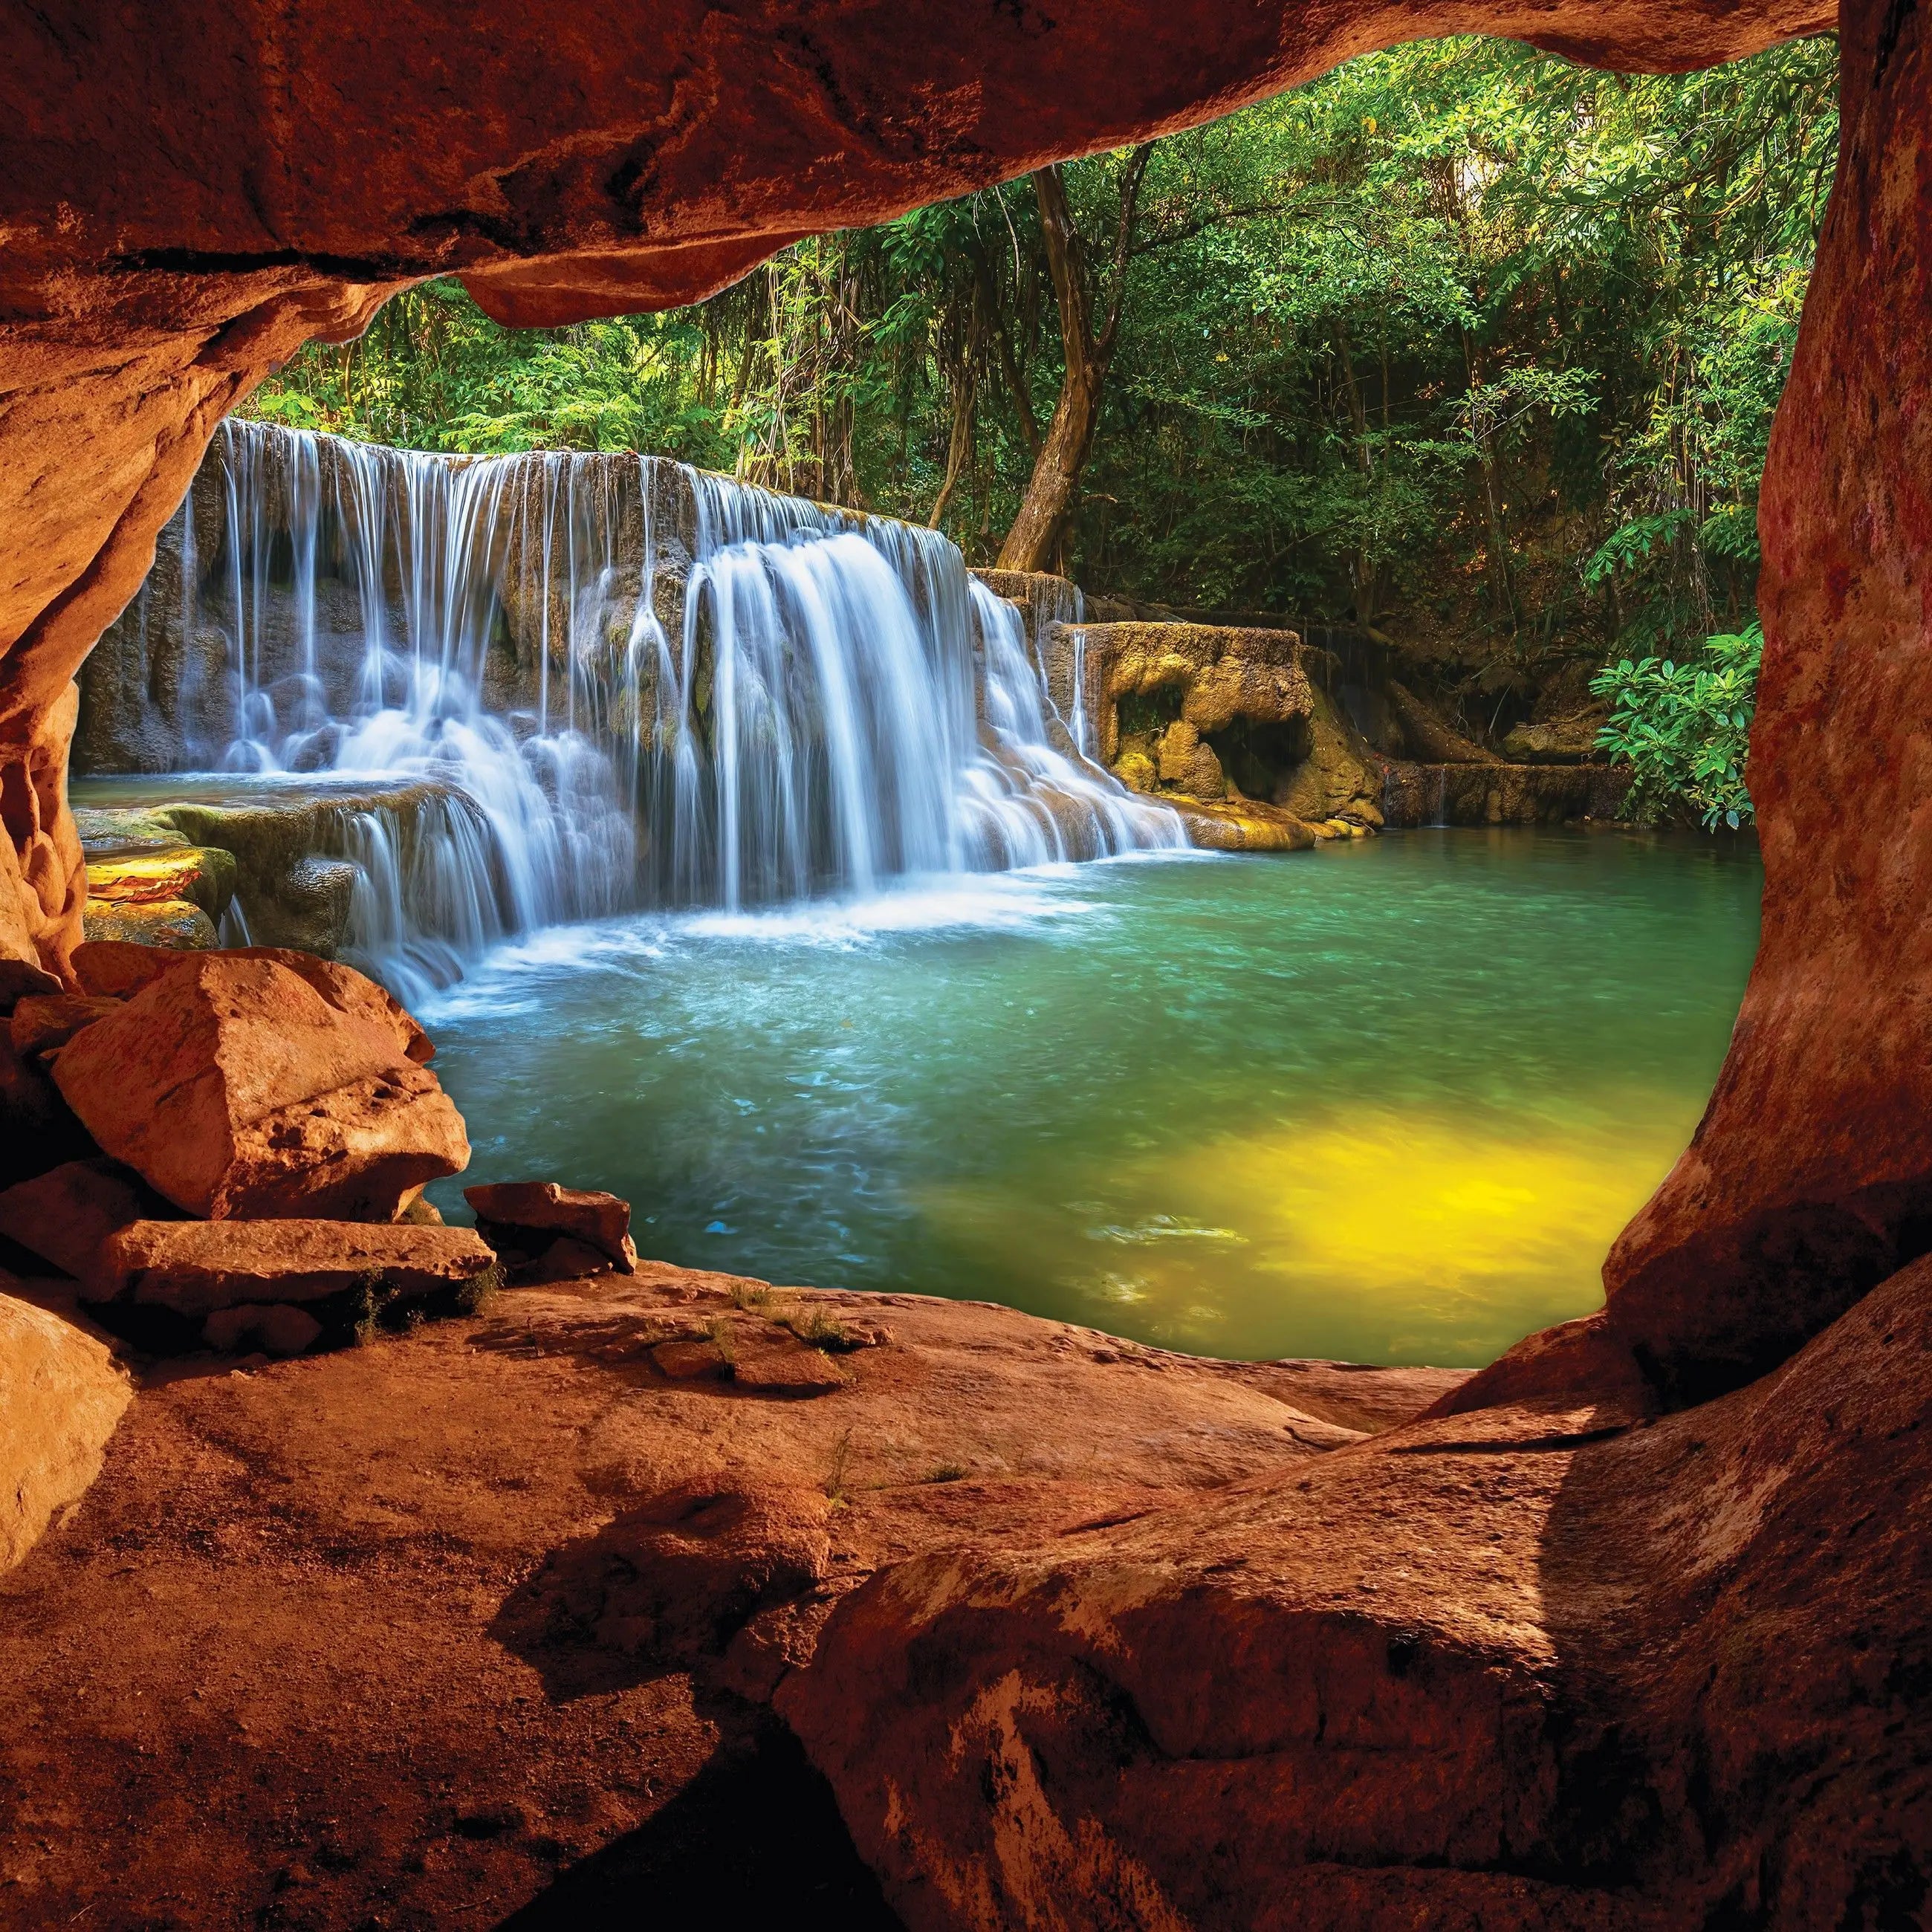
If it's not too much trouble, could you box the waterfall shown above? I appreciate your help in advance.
[85,420,1184,992]
[967,583,1187,864]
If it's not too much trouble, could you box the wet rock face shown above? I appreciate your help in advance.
[1064,623,1316,769]
[73,784,499,962]
[72,435,704,779]
[1377,760,1630,828]
[1044,618,1390,832]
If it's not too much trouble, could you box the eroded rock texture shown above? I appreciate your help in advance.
[781,1259,1932,1931]
[0,1264,1456,1925]
[1603,0,1932,1398]
[1,1253,1925,1925]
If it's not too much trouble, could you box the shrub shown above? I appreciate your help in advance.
[1589,623,1762,829]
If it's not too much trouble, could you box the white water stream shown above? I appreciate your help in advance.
[108,421,1182,998]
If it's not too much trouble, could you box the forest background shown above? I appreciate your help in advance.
[247,36,1838,820]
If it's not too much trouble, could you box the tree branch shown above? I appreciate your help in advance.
[1097,143,1154,363]
[962,233,1041,459]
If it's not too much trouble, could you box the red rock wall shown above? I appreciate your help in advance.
[1604,0,1932,1397]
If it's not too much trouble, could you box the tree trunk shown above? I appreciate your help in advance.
[994,356,1103,571]
[995,150,1150,574]
[930,328,979,528]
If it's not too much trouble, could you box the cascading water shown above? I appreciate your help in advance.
[967,583,1186,864]
[627,469,989,905]
[84,419,1183,995]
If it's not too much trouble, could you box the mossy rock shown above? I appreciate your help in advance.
[85,846,238,918]
[81,898,217,949]
[1168,800,1318,852]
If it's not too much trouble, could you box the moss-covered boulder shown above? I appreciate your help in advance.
[1041,619,1387,830]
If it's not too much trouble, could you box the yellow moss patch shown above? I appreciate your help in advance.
[1167,799,1317,851]
[84,846,236,914]
[81,898,217,950]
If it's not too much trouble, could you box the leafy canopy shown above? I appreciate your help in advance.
[247,33,1836,823]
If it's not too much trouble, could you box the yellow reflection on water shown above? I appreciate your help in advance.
[918,1095,1696,1367]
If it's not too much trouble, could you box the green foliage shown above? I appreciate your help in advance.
[1584,511,1699,586]
[1589,623,1763,828]
[244,35,1835,708]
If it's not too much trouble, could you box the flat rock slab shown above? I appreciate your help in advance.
[99,1219,497,1315]
[83,845,237,918]
[0,1289,131,1574]
[79,898,217,950]
[0,1158,173,1291]
[0,1257,1462,1927]
[727,1329,852,1395]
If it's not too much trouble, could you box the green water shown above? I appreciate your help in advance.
[421,831,1761,1368]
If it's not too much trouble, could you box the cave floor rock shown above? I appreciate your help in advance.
[0,1262,1454,1930]
[782,1263,1932,1931]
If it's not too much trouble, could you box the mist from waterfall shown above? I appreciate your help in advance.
[104,420,1182,996]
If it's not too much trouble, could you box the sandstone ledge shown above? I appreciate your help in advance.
[1,1247,1925,1926]
[0,1260,1453,1927]
[782,1262,1932,1930]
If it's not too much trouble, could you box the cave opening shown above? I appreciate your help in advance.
[1204,714,1315,805]
[1,1,1928,1923]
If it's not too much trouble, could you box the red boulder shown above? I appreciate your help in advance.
[52,956,466,1222]
[464,1181,638,1274]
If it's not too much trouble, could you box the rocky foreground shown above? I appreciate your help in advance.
[4,1245,1927,1929]
[1,942,1928,1928]
[0,1262,1465,1928]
